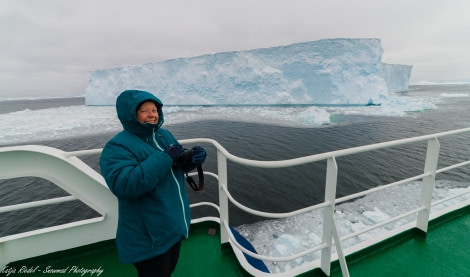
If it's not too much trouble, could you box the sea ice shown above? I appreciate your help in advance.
[235,180,470,274]
[362,207,391,224]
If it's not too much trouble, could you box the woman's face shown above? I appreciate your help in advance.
[136,101,159,124]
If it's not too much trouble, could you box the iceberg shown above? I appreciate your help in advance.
[85,38,412,106]
[380,63,412,93]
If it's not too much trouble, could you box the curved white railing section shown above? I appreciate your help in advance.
[1,127,470,276]
[0,145,118,269]
[181,128,470,277]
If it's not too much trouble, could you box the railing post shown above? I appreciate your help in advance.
[321,157,338,276]
[417,138,440,232]
[0,246,5,269]
[331,213,350,277]
[217,149,230,245]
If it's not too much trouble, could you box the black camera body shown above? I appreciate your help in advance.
[178,149,193,167]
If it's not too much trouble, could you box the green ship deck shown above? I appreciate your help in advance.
[2,206,469,277]
[328,206,470,277]
[1,222,244,277]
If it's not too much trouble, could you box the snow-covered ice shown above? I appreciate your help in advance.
[235,181,470,273]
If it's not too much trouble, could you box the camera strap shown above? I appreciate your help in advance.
[185,165,204,191]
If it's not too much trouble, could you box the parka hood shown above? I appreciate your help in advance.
[116,90,164,136]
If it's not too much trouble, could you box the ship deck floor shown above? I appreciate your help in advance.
[328,206,470,277]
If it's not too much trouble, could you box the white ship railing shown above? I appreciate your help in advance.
[0,145,117,270]
[1,127,470,277]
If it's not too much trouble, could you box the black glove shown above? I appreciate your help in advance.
[164,144,184,162]
[190,146,206,165]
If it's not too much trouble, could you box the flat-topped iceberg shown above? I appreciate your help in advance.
[85,38,412,106]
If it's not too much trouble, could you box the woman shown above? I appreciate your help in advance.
[100,89,206,276]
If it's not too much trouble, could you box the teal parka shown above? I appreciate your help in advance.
[99,90,191,264]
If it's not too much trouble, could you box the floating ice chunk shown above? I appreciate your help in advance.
[361,207,390,224]
[440,93,469,98]
[274,234,304,266]
[275,234,301,255]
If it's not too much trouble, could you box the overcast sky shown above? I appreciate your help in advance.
[1,0,469,99]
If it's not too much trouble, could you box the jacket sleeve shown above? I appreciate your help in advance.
[100,140,174,199]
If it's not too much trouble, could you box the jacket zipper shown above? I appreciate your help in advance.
[152,128,189,238]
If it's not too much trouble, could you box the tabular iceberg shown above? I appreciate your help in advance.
[85,38,412,106]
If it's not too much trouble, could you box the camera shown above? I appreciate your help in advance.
[178,149,193,167]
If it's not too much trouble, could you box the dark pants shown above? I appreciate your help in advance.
[134,241,182,277]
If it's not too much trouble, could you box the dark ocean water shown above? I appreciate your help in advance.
[1,85,470,236]
[0,97,84,115]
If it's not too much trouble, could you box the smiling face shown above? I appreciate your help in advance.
[136,101,159,124]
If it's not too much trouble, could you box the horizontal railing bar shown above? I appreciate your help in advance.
[221,184,330,218]
[336,172,429,204]
[181,128,470,169]
[187,171,218,181]
[0,216,106,243]
[63,149,102,157]
[340,206,425,242]
[190,202,220,213]
[191,216,220,225]
[431,188,470,207]
[436,160,470,174]
[0,196,77,214]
